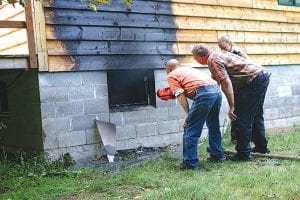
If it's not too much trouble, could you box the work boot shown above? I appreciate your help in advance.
[252,147,270,154]
[175,162,198,170]
[206,156,224,163]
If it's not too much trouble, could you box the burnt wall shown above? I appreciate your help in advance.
[44,0,177,71]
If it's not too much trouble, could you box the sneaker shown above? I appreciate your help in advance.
[227,154,252,162]
[175,163,198,170]
[252,147,270,154]
[207,156,224,163]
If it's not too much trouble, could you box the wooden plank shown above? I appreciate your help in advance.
[3,10,25,21]
[46,40,300,56]
[48,53,300,71]
[44,9,300,33]
[31,0,49,71]
[172,43,300,55]
[251,54,300,65]
[46,25,179,41]
[45,0,300,22]
[44,9,177,28]
[170,3,291,23]
[46,25,300,44]
[25,0,37,69]
[0,2,24,20]
[0,21,26,28]
[0,43,28,55]
[0,28,27,53]
[166,0,300,12]
[48,55,177,71]
[174,17,300,32]
[169,54,300,66]
[215,31,300,44]
[174,30,300,43]
[47,40,174,55]
[0,57,29,68]
[45,0,173,13]
[0,28,23,39]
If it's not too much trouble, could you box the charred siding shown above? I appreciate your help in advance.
[44,0,177,71]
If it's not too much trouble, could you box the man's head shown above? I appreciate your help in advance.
[218,35,233,52]
[192,43,210,65]
[165,59,180,74]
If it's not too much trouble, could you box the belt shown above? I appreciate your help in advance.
[251,71,271,83]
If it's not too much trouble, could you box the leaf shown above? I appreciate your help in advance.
[88,3,98,12]
[124,0,132,7]
[19,0,26,7]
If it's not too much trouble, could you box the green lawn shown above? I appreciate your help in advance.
[1,127,300,200]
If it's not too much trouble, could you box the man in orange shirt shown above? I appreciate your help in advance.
[166,59,224,170]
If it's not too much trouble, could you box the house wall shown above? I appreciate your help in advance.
[39,64,300,160]
[44,0,300,71]
[0,69,43,156]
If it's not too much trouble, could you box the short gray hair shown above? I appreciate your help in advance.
[218,35,232,43]
[192,43,209,56]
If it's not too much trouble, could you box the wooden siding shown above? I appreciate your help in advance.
[0,3,28,56]
[44,0,300,71]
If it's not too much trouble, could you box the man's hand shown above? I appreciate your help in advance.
[183,115,188,128]
[228,106,237,121]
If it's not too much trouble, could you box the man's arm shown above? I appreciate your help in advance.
[176,93,190,127]
[177,93,189,114]
[219,77,237,121]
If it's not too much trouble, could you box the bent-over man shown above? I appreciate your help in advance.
[218,35,249,60]
[218,35,249,143]
[192,44,270,161]
[166,59,224,170]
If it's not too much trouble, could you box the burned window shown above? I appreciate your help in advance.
[0,81,8,113]
[107,69,156,111]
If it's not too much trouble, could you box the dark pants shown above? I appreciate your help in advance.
[233,72,271,157]
[230,121,237,142]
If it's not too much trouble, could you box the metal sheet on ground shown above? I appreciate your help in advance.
[95,120,116,162]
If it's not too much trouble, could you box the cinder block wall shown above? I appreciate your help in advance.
[38,65,300,160]
[39,71,108,160]
[264,66,300,129]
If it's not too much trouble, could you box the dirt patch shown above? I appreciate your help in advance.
[0,187,10,195]
[72,145,181,173]
[267,127,296,134]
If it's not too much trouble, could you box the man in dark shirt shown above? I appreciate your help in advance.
[218,35,249,143]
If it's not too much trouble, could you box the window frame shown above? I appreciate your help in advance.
[278,0,299,6]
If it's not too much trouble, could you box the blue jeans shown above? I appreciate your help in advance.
[233,72,271,157]
[183,84,224,169]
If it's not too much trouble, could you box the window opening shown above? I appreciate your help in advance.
[107,69,156,111]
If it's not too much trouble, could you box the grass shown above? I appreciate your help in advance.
[1,127,300,200]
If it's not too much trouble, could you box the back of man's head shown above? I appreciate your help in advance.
[192,43,210,57]
[218,35,232,44]
[165,59,180,68]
